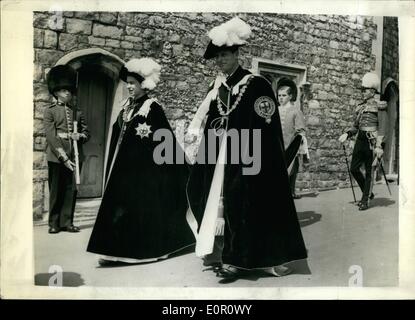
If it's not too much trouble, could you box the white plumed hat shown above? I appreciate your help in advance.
[120,58,161,90]
[204,16,251,59]
[361,72,380,91]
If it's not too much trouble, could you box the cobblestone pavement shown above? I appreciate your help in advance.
[34,183,399,289]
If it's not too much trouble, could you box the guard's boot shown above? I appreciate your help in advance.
[357,193,374,206]
[358,201,369,211]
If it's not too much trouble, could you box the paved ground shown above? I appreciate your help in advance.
[34,183,398,288]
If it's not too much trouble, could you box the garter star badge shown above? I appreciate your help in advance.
[135,122,152,138]
[254,96,276,124]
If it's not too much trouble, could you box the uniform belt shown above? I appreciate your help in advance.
[57,132,70,139]
[359,126,377,132]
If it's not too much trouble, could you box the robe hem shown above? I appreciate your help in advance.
[223,256,308,271]
[91,243,195,264]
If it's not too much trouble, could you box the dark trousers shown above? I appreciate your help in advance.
[202,236,224,266]
[47,161,77,228]
[350,131,374,203]
[289,156,300,195]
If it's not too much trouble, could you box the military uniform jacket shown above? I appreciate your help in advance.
[348,97,388,142]
[187,66,307,269]
[43,101,90,163]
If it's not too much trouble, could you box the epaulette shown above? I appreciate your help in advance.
[364,100,379,113]
[49,100,65,108]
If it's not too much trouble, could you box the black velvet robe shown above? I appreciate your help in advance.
[187,67,307,269]
[87,95,194,260]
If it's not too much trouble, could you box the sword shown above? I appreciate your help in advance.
[342,145,357,203]
[369,156,377,205]
[72,114,81,187]
[367,132,379,204]
[379,160,392,196]
[72,71,81,188]
[367,129,392,197]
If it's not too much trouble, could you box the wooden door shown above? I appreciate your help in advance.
[76,67,114,198]
[383,87,399,176]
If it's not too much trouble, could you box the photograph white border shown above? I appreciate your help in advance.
[1,0,414,299]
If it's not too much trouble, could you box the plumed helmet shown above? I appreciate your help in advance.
[361,72,380,91]
[47,64,77,95]
[119,58,161,90]
[203,16,252,59]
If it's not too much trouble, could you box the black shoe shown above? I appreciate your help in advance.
[216,266,243,279]
[358,202,369,211]
[292,194,302,199]
[62,225,80,233]
[217,266,244,283]
[48,227,60,234]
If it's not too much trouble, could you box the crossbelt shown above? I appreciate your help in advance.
[359,126,377,132]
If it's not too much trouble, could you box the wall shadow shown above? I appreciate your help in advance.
[299,192,320,198]
[79,223,95,230]
[370,197,396,208]
[297,211,322,227]
[35,272,85,287]
[285,259,311,275]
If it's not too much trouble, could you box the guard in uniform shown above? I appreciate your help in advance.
[186,17,307,282]
[44,65,90,233]
[339,72,388,210]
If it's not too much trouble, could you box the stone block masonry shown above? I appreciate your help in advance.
[33,11,397,221]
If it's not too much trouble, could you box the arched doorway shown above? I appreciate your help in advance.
[55,49,125,198]
[382,78,399,181]
[76,63,114,197]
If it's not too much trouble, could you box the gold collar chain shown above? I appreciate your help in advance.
[122,102,136,123]
[216,75,253,116]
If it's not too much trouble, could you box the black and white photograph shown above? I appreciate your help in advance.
[1,0,415,300]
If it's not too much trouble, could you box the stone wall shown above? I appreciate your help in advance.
[33,11,380,220]
[382,17,399,82]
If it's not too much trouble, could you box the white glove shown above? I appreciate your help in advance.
[338,133,348,143]
[70,132,80,141]
[375,147,383,159]
[63,159,75,171]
